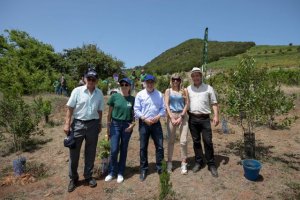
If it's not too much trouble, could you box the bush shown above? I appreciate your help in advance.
[33,97,52,123]
[0,94,41,152]
[159,160,174,200]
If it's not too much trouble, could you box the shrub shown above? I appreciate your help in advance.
[159,160,174,200]
[0,94,41,152]
[33,97,52,123]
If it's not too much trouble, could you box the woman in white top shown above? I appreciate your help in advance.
[164,74,189,174]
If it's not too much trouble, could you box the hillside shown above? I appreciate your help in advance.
[144,39,255,74]
[207,45,300,70]
[144,39,300,74]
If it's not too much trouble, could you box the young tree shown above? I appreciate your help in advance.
[223,56,295,158]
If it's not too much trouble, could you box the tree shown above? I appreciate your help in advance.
[0,94,41,152]
[60,44,124,80]
[222,56,295,158]
[0,30,60,95]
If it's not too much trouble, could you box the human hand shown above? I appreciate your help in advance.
[213,116,219,127]
[63,123,70,135]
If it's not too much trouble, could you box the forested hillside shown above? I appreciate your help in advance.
[143,39,255,74]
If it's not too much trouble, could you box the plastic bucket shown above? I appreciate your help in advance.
[242,159,262,181]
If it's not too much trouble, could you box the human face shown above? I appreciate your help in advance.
[145,80,155,92]
[120,81,130,94]
[191,72,202,87]
[171,78,181,89]
[85,77,98,89]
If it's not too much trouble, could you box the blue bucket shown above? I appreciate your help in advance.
[242,159,262,181]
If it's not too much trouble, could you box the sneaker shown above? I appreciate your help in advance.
[167,162,173,173]
[105,174,114,182]
[117,175,124,183]
[181,162,188,175]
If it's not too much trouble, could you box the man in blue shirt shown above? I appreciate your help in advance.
[64,69,104,192]
[134,74,166,181]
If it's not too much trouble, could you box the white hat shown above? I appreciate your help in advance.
[191,67,202,74]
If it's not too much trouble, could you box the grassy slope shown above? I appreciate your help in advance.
[207,45,300,70]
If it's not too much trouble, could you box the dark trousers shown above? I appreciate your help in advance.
[188,116,215,166]
[108,119,132,176]
[69,119,99,180]
[139,120,164,172]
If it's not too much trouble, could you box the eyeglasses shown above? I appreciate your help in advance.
[172,78,181,82]
[87,78,96,82]
[120,83,129,87]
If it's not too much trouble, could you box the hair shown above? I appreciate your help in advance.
[169,73,186,98]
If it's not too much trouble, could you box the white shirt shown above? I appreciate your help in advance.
[66,85,104,120]
[187,83,217,114]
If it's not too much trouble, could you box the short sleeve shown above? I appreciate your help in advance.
[209,86,218,104]
[107,94,115,106]
[66,88,78,108]
[98,90,105,111]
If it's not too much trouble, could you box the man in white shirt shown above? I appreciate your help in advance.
[64,69,104,192]
[187,67,219,177]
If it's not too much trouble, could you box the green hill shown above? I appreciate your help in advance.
[207,45,300,70]
[144,39,300,74]
[144,39,255,74]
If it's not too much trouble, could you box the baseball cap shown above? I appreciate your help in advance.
[85,69,98,79]
[119,77,132,85]
[144,74,156,82]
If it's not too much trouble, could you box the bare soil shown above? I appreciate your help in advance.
[0,90,300,200]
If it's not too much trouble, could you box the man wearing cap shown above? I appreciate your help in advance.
[187,67,219,177]
[134,74,166,181]
[64,69,104,192]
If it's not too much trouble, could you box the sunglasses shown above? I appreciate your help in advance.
[87,78,96,82]
[120,83,129,87]
[172,78,181,82]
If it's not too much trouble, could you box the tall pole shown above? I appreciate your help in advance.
[202,27,208,81]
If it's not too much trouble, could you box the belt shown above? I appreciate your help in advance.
[74,118,97,123]
[187,111,209,119]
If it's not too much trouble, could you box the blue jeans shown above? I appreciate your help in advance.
[108,119,132,176]
[139,120,164,172]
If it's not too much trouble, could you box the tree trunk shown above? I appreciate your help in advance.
[244,132,255,159]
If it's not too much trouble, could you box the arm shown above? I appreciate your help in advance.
[64,106,74,135]
[212,104,219,127]
[152,92,166,123]
[98,110,103,133]
[106,106,113,136]
[181,88,189,116]
[164,89,177,125]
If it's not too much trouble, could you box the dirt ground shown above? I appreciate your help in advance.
[0,89,300,200]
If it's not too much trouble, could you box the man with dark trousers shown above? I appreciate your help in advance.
[64,69,104,192]
[187,67,219,177]
[134,74,166,181]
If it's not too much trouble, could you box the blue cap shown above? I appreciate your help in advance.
[119,77,132,85]
[144,74,156,82]
[85,69,98,79]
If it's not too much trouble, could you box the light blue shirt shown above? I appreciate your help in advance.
[66,85,104,120]
[169,90,185,112]
[134,89,166,119]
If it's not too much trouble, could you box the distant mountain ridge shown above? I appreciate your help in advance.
[144,38,255,74]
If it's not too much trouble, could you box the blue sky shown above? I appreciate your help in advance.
[1,0,299,68]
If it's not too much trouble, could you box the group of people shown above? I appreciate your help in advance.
[64,67,219,192]
[53,74,68,96]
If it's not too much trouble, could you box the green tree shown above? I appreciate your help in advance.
[0,94,41,152]
[60,44,124,81]
[222,56,295,158]
[0,30,60,95]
